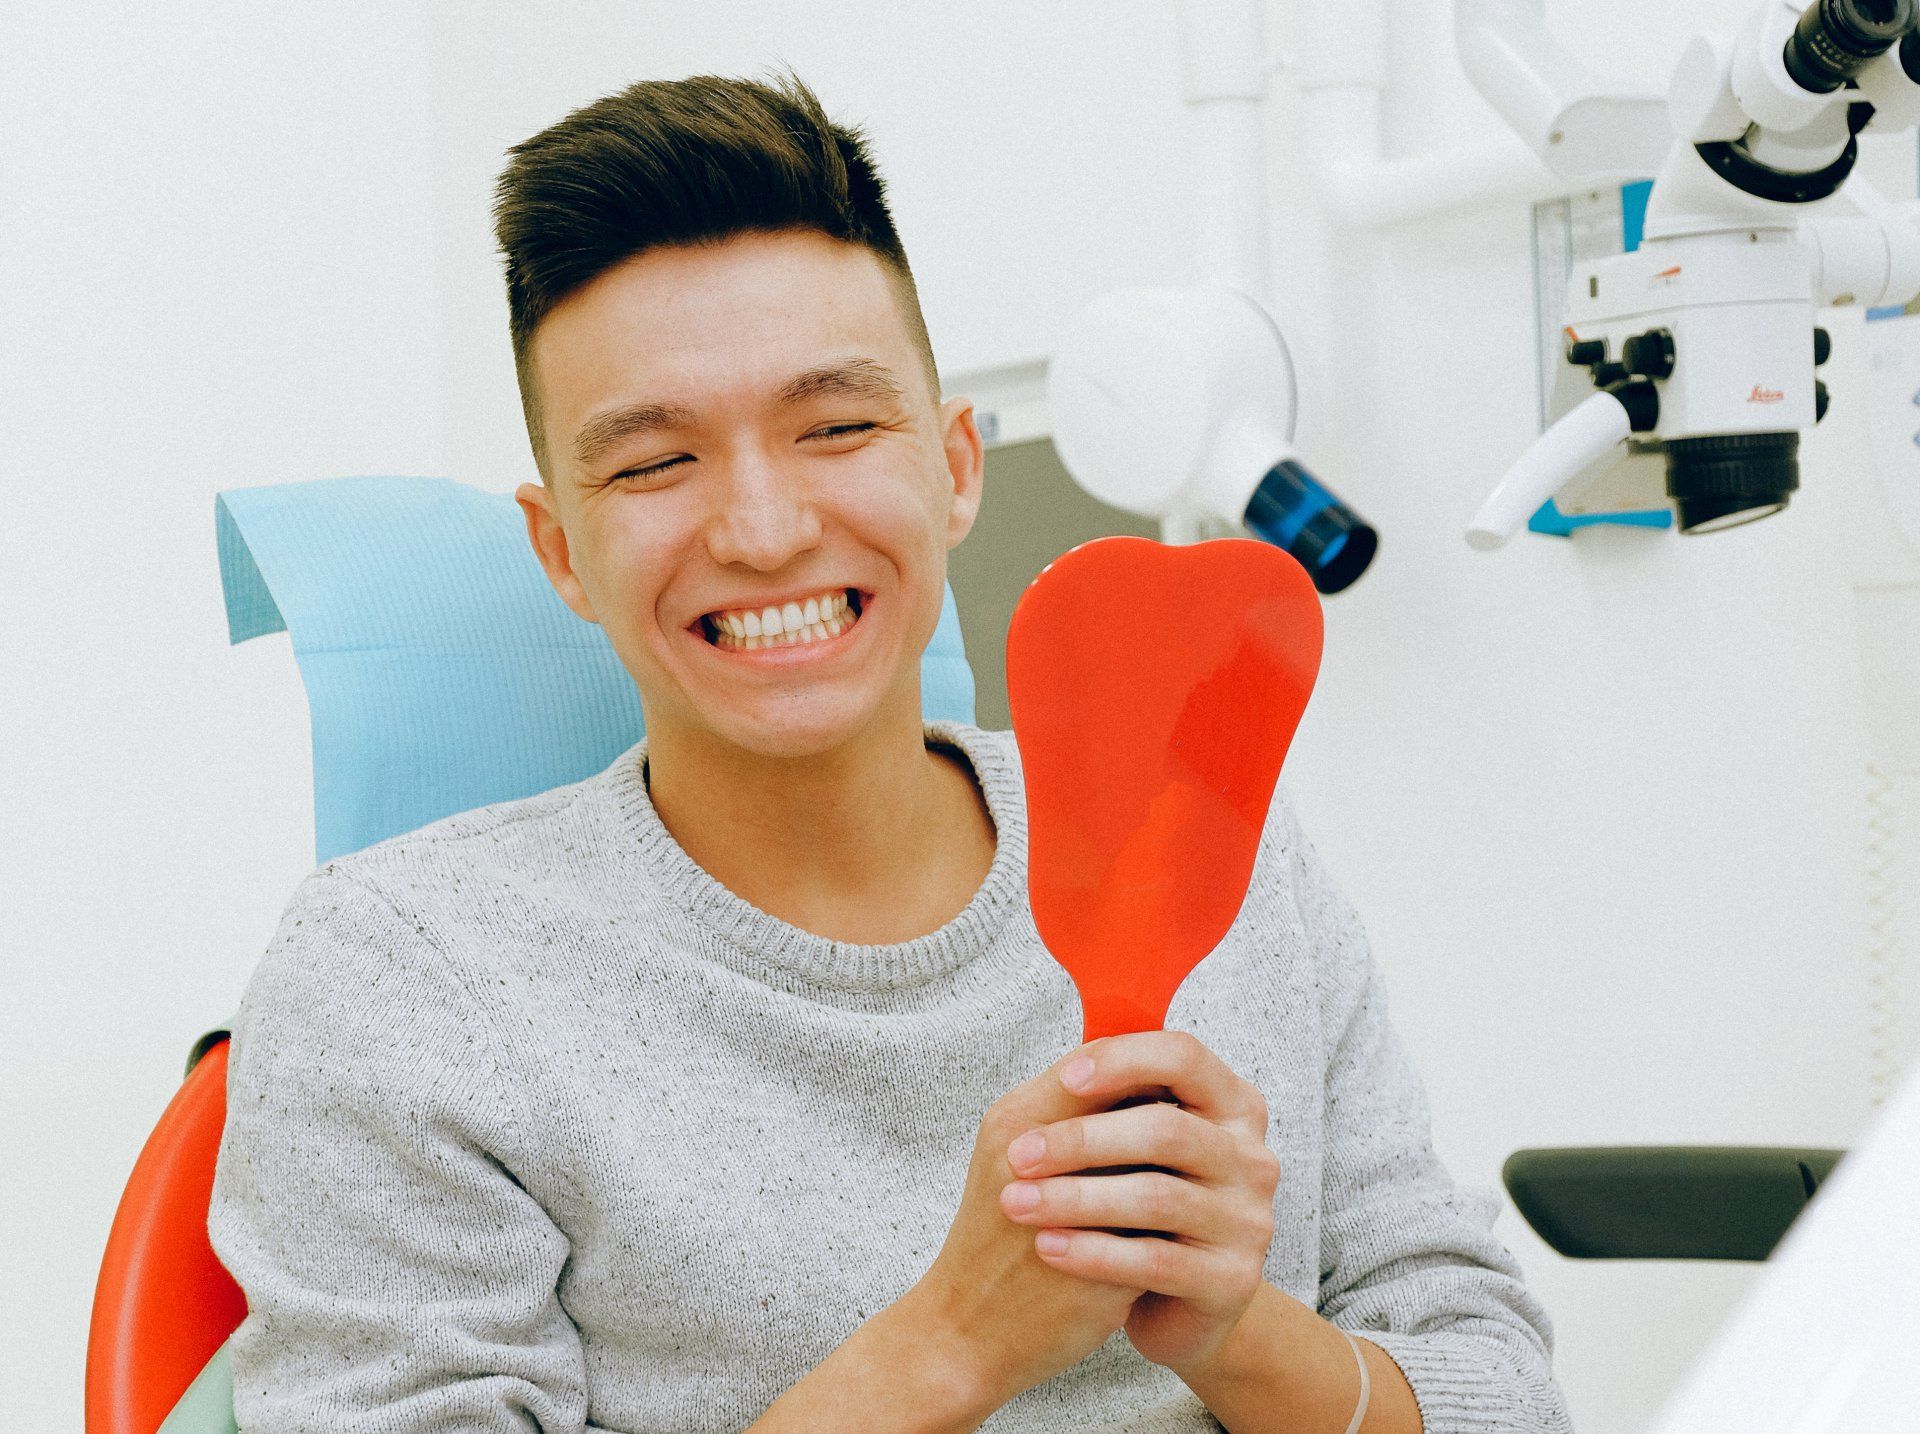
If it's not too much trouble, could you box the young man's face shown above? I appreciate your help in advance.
[517,228,983,764]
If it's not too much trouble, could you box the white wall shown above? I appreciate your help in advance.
[2,0,445,1422]
[9,2,1919,1430]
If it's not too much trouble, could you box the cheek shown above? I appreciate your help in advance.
[836,460,950,551]
[580,504,687,628]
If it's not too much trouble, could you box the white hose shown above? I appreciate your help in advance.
[1466,389,1633,550]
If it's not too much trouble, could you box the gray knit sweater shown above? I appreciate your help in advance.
[209,721,1571,1433]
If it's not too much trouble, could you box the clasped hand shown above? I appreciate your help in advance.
[998,1030,1281,1374]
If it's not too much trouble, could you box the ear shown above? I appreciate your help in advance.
[516,481,600,625]
[938,396,986,549]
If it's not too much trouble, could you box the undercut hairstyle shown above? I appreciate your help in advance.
[491,67,941,480]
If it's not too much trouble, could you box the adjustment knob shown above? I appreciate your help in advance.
[1567,338,1608,367]
[1591,361,1631,389]
[1606,378,1660,433]
[1816,379,1830,424]
[1814,327,1832,367]
[1622,328,1676,379]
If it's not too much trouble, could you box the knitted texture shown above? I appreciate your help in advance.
[209,721,1571,1432]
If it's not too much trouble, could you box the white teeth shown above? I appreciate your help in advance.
[704,588,861,650]
[711,590,848,625]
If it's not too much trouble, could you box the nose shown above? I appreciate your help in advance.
[703,450,823,572]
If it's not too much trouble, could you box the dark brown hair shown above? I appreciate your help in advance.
[492,67,939,477]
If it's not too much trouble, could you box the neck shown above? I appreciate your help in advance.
[644,698,996,944]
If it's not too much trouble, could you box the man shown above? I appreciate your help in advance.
[210,69,1571,1432]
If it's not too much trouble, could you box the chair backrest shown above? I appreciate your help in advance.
[215,475,977,863]
[85,475,979,1433]
[86,1040,241,1434]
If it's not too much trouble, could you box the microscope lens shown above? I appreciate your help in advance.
[1665,433,1800,534]
[1241,459,1378,594]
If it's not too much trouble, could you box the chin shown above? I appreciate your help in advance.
[704,691,892,762]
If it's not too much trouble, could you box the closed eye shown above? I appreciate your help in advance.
[611,424,878,482]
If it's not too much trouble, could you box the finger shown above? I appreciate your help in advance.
[1000,1169,1266,1249]
[1022,1041,1131,1128]
[1012,1100,1262,1188]
[1031,1225,1266,1305]
[1062,1030,1269,1136]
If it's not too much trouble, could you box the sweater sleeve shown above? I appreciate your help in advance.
[208,867,588,1433]
[1273,792,1574,1434]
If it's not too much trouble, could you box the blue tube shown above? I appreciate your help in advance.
[1240,459,1377,593]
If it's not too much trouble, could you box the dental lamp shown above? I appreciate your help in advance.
[1046,285,1377,595]
[1044,0,1378,596]
[1467,0,1920,549]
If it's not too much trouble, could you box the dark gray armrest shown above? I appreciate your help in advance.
[1503,1145,1845,1261]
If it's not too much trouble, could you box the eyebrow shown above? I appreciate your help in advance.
[569,358,908,471]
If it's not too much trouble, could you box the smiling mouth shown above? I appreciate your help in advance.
[697,588,866,651]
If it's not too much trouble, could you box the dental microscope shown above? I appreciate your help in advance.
[1468,0,1920,548]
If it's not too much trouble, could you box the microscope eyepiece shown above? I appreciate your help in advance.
[1784,0,1916,93]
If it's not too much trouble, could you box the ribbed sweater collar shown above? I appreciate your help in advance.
[599,720,1030,993]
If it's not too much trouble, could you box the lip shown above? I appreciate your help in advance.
[684,588,873,666]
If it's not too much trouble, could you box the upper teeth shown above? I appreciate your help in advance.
[707,588,855,648]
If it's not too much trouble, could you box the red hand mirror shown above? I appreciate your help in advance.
[1006,537,1324,1044]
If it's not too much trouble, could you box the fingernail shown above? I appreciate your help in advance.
[1004,1182,1039,1213]
[1009,1130,1046,1169]
[1036,1230,1070,1255]
[1061,1056,1095,1092]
